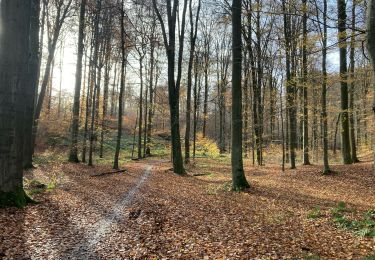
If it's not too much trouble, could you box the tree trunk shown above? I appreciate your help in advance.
[69,0,87,163]
[0,0,32,207]
[349,0,359,163]
[138,56,144,159]
[367,0,375,170]
[113,0,126,170]
[88,0,102,166]
[302,0,310,165]
[23,0,41,169]
[232,0,250,190]
[322,0,331,174]
[283,0,296,169]
[184,0,201,164]
[338,0,352,164]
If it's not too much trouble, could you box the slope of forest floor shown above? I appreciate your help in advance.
[0,155,375,259]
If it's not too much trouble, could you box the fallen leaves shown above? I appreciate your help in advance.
[0,157,374,259]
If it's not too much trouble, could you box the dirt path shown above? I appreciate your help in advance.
[63,165,152,259]
[0,158,374,259]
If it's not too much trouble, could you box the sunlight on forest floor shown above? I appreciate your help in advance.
[0,151,374,258]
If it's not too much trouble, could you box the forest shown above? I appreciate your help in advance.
[0,0,375,258]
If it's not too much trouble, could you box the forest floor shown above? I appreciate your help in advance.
[0,154,375,259]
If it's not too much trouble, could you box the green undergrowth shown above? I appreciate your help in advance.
[25,179,57,196]
[308,202,375,238]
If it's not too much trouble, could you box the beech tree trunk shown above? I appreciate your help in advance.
[231,0,250,190]
[0,0,32,207]
[338,0,352,164]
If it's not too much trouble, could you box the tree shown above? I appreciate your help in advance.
[321,0,331,174]
[367,0,375,168]
[0,0,33,207]
[282,0,298,169]
[152,0,188,175]
[231,0,250,190]
[114,0,127,170]
[184,0,201,163]
[337,0,352,164]
[23,0,41,169]
[349,0,359,163]
[302,0,311,165]
[69,0,87,163]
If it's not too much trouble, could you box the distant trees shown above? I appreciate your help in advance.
[0,0,33,207]
[32,0,73,162]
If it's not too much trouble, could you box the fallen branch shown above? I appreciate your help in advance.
[90,169,127,177]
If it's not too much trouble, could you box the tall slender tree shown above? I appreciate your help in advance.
[114,0,127,170]
[367,0,375,169]
[152,0,188,174]
[23,0,41,169]
[349,0,359,163]
[184,0,201,163]
[69,0,87,163]
[231,0,250,190]
[302,0,310,165]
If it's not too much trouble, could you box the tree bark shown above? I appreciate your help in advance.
[231,0,250,190]
[337,0,352,164]
[0,0,32,207]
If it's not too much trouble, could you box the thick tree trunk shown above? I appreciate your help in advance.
[0,0,32,207]
[232,0,250,190]
[69,0,87,163]
[338,0,352,164]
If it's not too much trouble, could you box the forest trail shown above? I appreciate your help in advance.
[0,158,374,259]
[63,164,153,259]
